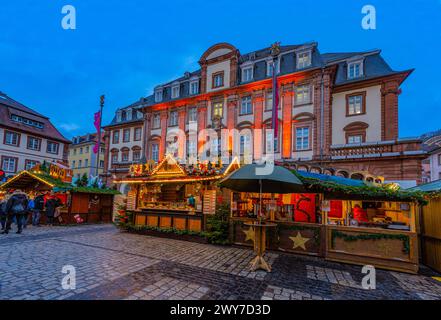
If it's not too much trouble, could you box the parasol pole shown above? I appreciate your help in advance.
[259,179,262,223]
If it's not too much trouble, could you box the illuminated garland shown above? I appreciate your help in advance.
[331,230,410,254]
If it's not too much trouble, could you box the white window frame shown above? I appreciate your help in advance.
[134,127,142,141]
[266,60,274,77]
[169,111,178,126]
[151,143,159,162]
[154,88,163,102]
[348,134,363,144]
[47,141,59,154]
[189,80,199,95]
[123,129,130,142]
[295,84,312,105]
[348,95,363,115]
[296,127,310,150]
[27,137,41,150]
[2,157,16,172]
[240,96,252,115]
[188,108,197,122]
[347,59,364,79]
[152,114,161,129]
[5,131,19,146]
[296,50,312,69]
[241,65,253,82]
[171,84,180,99]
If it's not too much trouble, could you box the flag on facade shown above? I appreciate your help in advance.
[271,61,279,138]
[93,111,101,154]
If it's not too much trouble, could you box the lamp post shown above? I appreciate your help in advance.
[95,95,105,177]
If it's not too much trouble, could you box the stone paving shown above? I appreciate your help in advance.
[0,224,441,300]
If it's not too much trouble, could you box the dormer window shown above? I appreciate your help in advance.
[241,66,253,82]
[296,50,312,69]
[155,88,163,102]
[190,80,199,95]
[266,60,274,77]
[212,72,224,88]
[121,110,127,121]
[348,60,363,79]
[171,84,180,99]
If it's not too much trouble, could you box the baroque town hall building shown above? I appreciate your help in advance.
[103,42,425,188]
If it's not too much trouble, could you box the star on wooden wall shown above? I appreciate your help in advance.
[289,232,310,250]
[243,226,255,243]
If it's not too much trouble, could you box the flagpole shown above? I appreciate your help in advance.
[95,95,105,177]
[270,42,280,154]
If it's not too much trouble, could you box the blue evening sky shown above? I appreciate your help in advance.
[0,0,440,138]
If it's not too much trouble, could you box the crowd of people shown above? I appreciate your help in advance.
[0,190,63,234]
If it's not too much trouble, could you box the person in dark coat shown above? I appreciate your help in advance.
[32,192,45,226]
[45,192,61,226]
[0,198,7,230]
[2,190,29,234]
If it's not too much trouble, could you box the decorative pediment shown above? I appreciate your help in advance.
[343,121,369,131]
[150,154,187,178]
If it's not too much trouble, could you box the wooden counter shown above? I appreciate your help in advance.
[325,225,418,274]
[132,208,204,232]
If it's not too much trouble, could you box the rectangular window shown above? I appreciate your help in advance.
[99,160,104,168]
[85,159,89,167]
[348,62,362,79]
[212,72,224,88]
[240,96,252,115]
[212,102,223,118]
[297,51,312,69]
[73,149,77,155]
[47,141,59,154]
[169,111,178,126]
[240,134,251,155]
[112,130,119,144]
[100,147,105,154]
[78,160,82,168]
[242,67,253,82]
[265,129,279,153]
[111,153,118,164]
[265,92,273,111]
[27,136,41,151]
[296,127,310,150]
[123,129,130,142]
[190,81,199,95]
[186,140,197,158]
[188,108,197,122]
[133,150,141,161]
[438,154,441,166]
[2,157,17,173]
[347,134,363,144]
[151,144,159,162]
[171,85,180,99]
[25,160,39,171]
[347,94,365,115]
[267,61,274,77]
[72,160,76,169]
[79,147,83,154]
[134,127,142,141]
[152,114,161,129]
[4,131,19,146]
[155,89,163,102]
[295,85,311,105]
[122,152,129,162]
[85,146,89,153]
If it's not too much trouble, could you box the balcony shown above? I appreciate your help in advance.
[329,138,426,160]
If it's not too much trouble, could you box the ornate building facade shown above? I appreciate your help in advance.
[104,42,426,188]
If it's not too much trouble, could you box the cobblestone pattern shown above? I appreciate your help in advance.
[1,224,441,300]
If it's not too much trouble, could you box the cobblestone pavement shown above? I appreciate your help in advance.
[0,224,440,300]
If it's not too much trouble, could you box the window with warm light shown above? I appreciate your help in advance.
[212,102,223,118]
[295,85,311,105]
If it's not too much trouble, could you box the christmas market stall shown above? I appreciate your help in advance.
[114,154,240,234]
[228,165,424,274]
[408,180,441,273]
[0,162,119,224]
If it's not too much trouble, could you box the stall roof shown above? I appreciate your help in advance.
[296,171,366,187]
[0,170,71,191]
[407,179,441,192]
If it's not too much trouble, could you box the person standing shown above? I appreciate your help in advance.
[32,192,45,226]
[0,198,7,230]
[45,192,61,226]
[2,189,29,234]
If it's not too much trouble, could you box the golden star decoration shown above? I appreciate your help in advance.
[289,232,310,251]
[243,227,255,243]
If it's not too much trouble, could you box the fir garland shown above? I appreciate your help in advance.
[331,230,410,254]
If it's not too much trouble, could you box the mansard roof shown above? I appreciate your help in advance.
[0,91,70,143]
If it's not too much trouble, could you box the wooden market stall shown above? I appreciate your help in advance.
[115,154,240,233]
[229,168,423,273]
[408,180,441,273]
[0,165,118,224]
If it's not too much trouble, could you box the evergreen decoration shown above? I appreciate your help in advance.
[331,230,410,254]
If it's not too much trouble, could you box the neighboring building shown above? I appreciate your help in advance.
[421,130,441,182]
[102,102,145,186]
[104,42,426,189]
[0,91,70,177]
[68,133,105,181]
